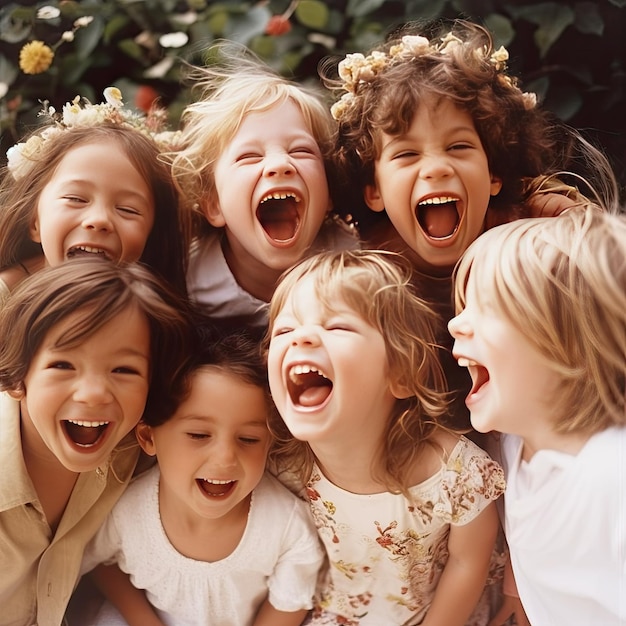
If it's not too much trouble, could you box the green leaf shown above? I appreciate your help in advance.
[58,53,92,85]
[608,0,626,7]
[0,53,19,88]
[223,4,270,44]
[346,0,387,18]
[103,14,131,44]
[0,8,32,44]
[406,0,447,18]
[484,13,515,47]
[510,2,575,58]
[206,9,229,36]
[574,2,603,36]
[117,38,147,63]
[295,0,329,29]
[74,16,106,59]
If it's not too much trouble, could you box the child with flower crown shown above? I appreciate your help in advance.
[0,258,193,626]
[266,249,506,626]
[0,88,189,301]
[326,19,618,283]
[168,41,357,327]
[449,207,626,624]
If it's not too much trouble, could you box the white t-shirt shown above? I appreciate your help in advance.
[187,216,359,326]
[502,427,626,625]
[82,466,324,626]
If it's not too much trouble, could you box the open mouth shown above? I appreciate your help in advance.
[287,364,333,408]
[196,478,236,498]
[63,419,110,447]
[416,196,460,240]
[66,245,111,260]
[256,192,301,242]
[458,358,490,397]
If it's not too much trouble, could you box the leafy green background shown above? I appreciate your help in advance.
[1,0,625,197]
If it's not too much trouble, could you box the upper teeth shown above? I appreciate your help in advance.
[201,478,232,484]
[260,192,301,203]
[419,196,458,205]
[71,246,107,254]
[67,419,109,427]
[457,358,478,368]
[289,364,328,382]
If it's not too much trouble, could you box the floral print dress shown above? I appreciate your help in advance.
[305,436,505,626]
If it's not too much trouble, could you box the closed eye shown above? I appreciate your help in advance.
[48,360,73,370]
[117,206,141,216]
[239,437,261,445]
[187,432,209,440]
[271,326,294,338]
[112,366,142,375]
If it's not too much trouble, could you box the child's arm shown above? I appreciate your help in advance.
[421,502,499,626]
[487,555,531,626]
[253,597,308,626]
[89,563,166,626]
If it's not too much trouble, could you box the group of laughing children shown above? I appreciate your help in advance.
[0,18,623,626]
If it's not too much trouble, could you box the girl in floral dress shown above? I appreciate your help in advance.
[266,249,505,625]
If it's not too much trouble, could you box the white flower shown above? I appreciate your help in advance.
[330,92,354,121]
[37,6,61,19]
[399,35,431,56]
[61,31,75,42]
[0,82,7,99]
[522,91,538,109]
[171,11,197,26]
[74,16,94,28]
[103,87,123,108]
[159,32,189,49]
[439,32,463,53]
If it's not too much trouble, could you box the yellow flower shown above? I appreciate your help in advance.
[19,40,55,75]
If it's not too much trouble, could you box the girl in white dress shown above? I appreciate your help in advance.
[266,249,505,625]
[449,207,626,625]
[82,324,324,626]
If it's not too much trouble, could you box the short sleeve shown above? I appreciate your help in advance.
[267,496,324,612]
[433,437,505,525]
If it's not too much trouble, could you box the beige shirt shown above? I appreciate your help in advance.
[0,393,140,626]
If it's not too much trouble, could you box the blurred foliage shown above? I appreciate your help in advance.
[1,0,625,192]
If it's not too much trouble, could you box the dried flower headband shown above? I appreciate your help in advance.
[6,87,180,181]
[330,33,537,121]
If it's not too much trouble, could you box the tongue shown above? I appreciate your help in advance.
[420,202,459,238]
[65,422,104,446]
[258,200,299,241]
[298,385,331,407]
[198,480,235,497]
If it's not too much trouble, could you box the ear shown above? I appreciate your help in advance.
[490,175,502,197]
[200,197,226,228]
[389,379,413,400]
[29,217,41,243]
[364,184,385,213]
[7,384,25,401]
[135,421,157,456]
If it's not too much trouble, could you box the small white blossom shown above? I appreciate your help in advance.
[159,32,189,48]
[74,16,94,28]
[0,82,7,99]
[37,6,61,19]
[103,87,123,108]
[61,31,75,42]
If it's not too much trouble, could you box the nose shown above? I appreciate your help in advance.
[82,202,114,232]
[419,153,453,180]
[447,309,472,339]
[289,325,321,348]
[73,373,114,406]
[263,152,295,178]
[211,439,238,469]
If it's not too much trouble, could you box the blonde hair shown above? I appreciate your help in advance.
[453,207,626,434]
[168,41,335,228]
[266,249,450,494]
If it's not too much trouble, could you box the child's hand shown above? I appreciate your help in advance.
[487,594,530,626]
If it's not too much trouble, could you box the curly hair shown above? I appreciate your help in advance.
[265,249,451,496]
[323,19,617,227]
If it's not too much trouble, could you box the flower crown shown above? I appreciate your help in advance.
[6,87,180,180]
[330,33,537,121]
